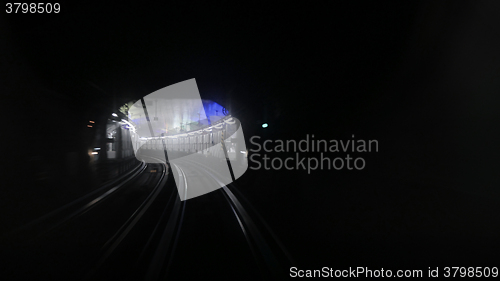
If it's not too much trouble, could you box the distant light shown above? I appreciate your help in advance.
[91,152,98,155]
[94,147,101,151]
[120,119,136,133]
[89,121,95,123]
[87,125,93,127]
[262,123,268,128]
[112,113,118,117]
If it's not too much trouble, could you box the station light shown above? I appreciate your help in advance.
[262,123,268,128]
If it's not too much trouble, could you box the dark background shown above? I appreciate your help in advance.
[2,0,500,275]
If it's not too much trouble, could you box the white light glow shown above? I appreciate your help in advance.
[120,119,136,133]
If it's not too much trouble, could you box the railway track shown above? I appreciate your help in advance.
[2,154,292,280]
[133,155,293,280]
[2,160,147,241]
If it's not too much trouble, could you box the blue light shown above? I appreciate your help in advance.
[262,123,268,128]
